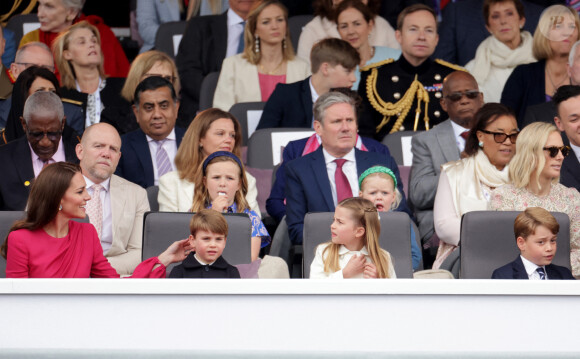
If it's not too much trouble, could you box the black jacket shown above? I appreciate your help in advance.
[169,253,240,278]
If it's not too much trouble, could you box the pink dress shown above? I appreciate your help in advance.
[258,73,286,102]
[5,221,165,278]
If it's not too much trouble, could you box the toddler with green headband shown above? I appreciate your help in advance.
[358,166,402,212]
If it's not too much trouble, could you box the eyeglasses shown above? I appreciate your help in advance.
[543,146,571,158]
[15,62,56,73]
[26,129,62,141]
[444,90,481,102]
[479,129,519,144]
[142,73,176,83]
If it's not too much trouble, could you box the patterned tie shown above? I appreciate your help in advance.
[334,159,353,203]
[236,21,246,54]
[86,184,103,239]
[155,140,172,178]
[536,267,546,280]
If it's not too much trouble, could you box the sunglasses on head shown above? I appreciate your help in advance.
[444,90,480,102]
[479,129,519,144]
[543,146,571,158]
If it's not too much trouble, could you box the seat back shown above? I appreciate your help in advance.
[6,13,40,46]
[302,211,414,278]
[154,21,187,58]
[146,186,159,212]
[247,128,315,169]
[228,102,266,145]
[459,211,571,279]
[288,15,314,52]
[142,212,252,274]
[0,211,27,278]
[381,131,419,166]
[198,71,220,111]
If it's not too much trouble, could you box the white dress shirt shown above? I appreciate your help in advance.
[226,9,245,58]
[570,142,580,165]
[322,147,358,206]
[84,176,112,254]
[309,77,319,127]
[29,139,66,178]
[520,255,549,280]
[145,128,177,185]
[450,120,470,153]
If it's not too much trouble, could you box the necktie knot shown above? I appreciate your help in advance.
[335,158,347,169]
[536,267,546,280]
[460,131,470,141]
[91,183,103,194]
[333,158,352,203]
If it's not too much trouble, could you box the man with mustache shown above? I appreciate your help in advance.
[77,122,150,276]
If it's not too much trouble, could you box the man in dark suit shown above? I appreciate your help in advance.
[0,92,79,210]
[176,0,256,125]
[115,77,185,189]
[433,0,544,66]
[285,91,412,245]
[553,85,580,192]
[257,38,360,130]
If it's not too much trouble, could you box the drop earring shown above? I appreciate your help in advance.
[478,141,484,148]
[59,204,63,211]
[282,37,287,49]
[255,35,260,53]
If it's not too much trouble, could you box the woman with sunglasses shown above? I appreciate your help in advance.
[432,103,519,269]
[489,122,580,278]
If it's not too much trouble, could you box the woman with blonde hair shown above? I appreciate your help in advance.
[489,121,580,277]
[212,0,310,111]
[52,21,129,133]
[501,5,580,123]
[158,108,261,215]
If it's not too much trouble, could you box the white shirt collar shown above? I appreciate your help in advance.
[145,128,176,143]
[520,255,544,278]
[227,8,244,27]
[338,245,369,256]
[570,142,580,164]
[83,175,111,192]
[194,253,216,266]
[450,120,470,140]
[322,146,356,165]
[309,77,319,105]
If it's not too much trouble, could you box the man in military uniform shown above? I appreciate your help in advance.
[358,4,464,141]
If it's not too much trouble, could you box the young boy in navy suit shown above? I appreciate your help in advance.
[169,209,240,278]
[492,207,574,280]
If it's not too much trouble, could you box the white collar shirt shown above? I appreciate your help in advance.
[322,147,358,207]
[145,128,177,185]
[309,78,319,127]
[570,142,580,164]
[226,9,245,58]
[520,255,548,280]
[450,119,470,153]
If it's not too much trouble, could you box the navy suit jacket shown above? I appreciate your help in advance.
[285,146,412,245]
[492,256,574,280]
[257,77,313,130]
[115,127,186,188]
[561,140,580,193]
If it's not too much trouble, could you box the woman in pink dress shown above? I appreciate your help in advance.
[1,162,190,278]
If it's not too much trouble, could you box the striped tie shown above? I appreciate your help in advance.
[536,267,546,280]
[155,140,172,178]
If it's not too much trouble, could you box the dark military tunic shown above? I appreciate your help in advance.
[357,55,464,141]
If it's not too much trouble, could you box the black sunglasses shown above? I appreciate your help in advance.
[27,129,62,141]
[543,146,571,158]
[444,90,481,102]
[479,129,519,144]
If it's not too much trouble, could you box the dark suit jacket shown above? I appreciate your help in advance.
[176,12,227,125]
[561,139,580,192]
[522,100,557,129]
[285,146,411,245]
[501,60,546,123]
[115,127,186,188]
[168,253,240,278]
[0,131,79,210]
[257,77,313,130]
[433,0,543,66]
[492,256,574,279]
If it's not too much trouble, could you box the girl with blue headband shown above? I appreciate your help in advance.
[191,151,270,261]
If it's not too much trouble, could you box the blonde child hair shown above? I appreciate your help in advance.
[358,166,402,210]
[322,197,394,278]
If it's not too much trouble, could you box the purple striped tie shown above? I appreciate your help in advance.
[156,140,172,178]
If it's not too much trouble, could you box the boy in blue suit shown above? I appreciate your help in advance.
[492,207,574,280]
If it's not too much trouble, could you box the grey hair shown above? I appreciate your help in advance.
[62,0,85,12]
[23,92,65,125]
[15,42,53,63]
[313,91,356,124]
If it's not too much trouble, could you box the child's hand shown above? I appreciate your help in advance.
[211,194,230,212]
[363,262,378,279]
[342,254,366,278]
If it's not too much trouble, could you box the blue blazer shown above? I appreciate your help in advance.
[492,256,574,280]
[285,146,412,245]
[115,127,186,188]
[256,77,313,130]
[561,138,580,193]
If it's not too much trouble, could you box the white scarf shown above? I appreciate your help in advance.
[470,31,536,84]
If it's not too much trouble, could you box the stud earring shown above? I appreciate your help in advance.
[478,141,484,148]
[59,204,63,211]
[282,37,287,49]
[255,35,260,53]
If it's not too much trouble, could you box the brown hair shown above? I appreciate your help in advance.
[242,0,295,65]
[321,197,393,278]
[191,155,249,213]
[310,38,360,73]
[396,4,437,30]
[52,21,106,89]
[174,108,242,183]
[189,209,229,237]
[314,0,380,19]
[514,207,559,243]
[334,0,374,24]
[1,162,81,259]
[464,103,516,157]
[121,50,180,102]
[483,0,525,26]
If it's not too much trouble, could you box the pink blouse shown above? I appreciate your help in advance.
[258,73,286,102]
[5,221,165,278]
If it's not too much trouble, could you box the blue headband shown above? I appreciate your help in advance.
[358,166,397,188]
[202,151,243,175]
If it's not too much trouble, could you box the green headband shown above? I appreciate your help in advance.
[358,166,397,188]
